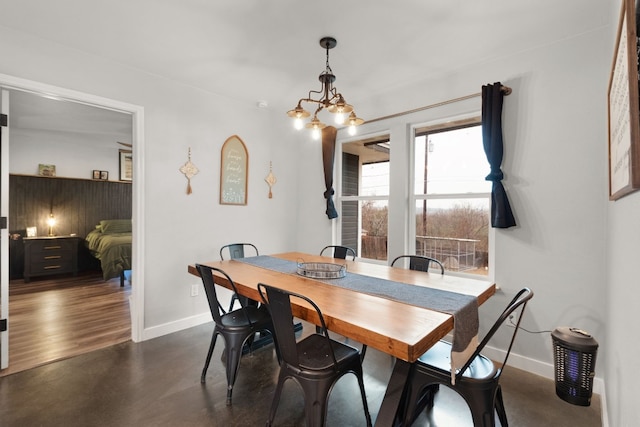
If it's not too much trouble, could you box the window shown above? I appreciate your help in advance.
[340,136,390,261]
[413,121,490,276]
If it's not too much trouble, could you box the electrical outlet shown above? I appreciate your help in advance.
[190,284,199,297]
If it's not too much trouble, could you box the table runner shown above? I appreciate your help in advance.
[235,255,478,383]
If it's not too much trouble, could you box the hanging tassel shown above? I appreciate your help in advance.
[186,179,192,195]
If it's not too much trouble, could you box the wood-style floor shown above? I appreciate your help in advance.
[1,271,131,377]
[0,321,602,426]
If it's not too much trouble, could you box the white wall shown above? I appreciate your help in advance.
[0,24,302,333]
[296,2,612,406]
[9,127,125,180]
[605,2,640,425]
[1,5,634,424]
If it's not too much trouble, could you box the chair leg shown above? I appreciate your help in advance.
[266,371,288,426]
[355,367,373,427]
[464,387,497,427]
[201,331,219,383]
[223,334,247,405]
[495,385,508,427]
[300,377,333,427]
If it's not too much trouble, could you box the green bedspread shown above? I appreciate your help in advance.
[85,229,132,280]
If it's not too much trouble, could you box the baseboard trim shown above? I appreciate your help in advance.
[142,312,211,341]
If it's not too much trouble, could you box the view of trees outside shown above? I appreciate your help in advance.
[414,126,490,274]
[346,123,490,275]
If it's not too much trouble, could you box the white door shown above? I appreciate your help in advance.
[0,88,10,369]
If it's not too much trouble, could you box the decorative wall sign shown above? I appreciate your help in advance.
[179,147,199,195]
[220,135,248,205]
[608,0,640,200]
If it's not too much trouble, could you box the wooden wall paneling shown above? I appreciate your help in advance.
[8,174,132,277]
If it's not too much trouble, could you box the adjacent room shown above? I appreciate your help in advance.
[0,1,637,426]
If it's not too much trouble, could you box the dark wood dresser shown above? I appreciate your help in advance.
[23,236,79,282]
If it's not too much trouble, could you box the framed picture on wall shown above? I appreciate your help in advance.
[92,170,101,179]
[608,0,640,200]
[38,164,56,177]
[100,171,109,180]
[119,149,133,182]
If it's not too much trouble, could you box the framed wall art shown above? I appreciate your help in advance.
[38,164,56,177]
[220,135,248,205]
[608,0,640,200]
[119,149,133,182]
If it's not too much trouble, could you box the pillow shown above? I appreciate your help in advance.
[99,219,132,234]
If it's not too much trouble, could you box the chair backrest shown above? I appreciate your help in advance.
[258,283,339,369]
[458,287,534,380]
[195,263,252,325]
[320,245,356,260]
[391,255,444,275]
[219,243,259,260]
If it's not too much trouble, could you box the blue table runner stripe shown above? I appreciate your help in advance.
[234,255,478,352]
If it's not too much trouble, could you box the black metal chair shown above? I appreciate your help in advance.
[320,245,356,260]
[258,283,372,427]
[402,288,533,426]
[195,263,278,405]
[391,254,445,275]
[219,242,259,261]
[220,243,259,311]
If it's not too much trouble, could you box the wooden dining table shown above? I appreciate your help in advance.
[188,251,495,426]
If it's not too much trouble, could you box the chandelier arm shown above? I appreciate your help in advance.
[288,36,363,133]
[300,97,323,106]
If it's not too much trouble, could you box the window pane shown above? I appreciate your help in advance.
[415,126,491,195]
[361,162,389,196]
[415,198,488,275]
[361,200,388,261]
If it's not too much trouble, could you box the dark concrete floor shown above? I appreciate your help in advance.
[0,322,601,426]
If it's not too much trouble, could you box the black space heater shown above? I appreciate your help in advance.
[551,327,598,406]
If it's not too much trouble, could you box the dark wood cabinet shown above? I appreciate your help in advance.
[23,236,79,282]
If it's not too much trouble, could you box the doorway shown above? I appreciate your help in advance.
[0,74,145,372]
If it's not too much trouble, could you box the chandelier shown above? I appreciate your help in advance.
[287,37,364,140]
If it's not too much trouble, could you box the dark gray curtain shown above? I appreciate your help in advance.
[482,82,516,228]
[321,126,338,219]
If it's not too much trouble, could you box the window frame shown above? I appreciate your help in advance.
[409,117,493,278]
[335,112,494,280]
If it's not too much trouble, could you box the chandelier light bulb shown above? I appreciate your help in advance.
[287,37,364,138]
[348,124,357,136]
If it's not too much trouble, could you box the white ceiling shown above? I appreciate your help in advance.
[0,0,610,135]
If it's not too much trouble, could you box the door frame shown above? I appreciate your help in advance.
[0,73,145,350]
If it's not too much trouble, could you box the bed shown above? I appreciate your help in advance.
[85,219,132,286]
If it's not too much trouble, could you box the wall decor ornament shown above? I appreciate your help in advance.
[179,147,199,195]
[220,135,248,205]
[265,161,277,198]
[608,0,640,200]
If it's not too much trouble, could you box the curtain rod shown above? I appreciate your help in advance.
[364,84,512,125]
